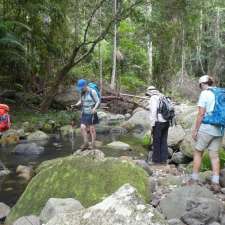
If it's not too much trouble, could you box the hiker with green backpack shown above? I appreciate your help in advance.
[75,79,101,150]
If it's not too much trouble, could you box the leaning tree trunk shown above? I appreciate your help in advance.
[40,62,73,112]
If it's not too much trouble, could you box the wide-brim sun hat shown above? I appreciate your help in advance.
[76,79,87,92]
[147,85,157,91]
[145,85,158,96]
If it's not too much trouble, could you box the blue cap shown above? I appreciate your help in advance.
[76,79,87,92]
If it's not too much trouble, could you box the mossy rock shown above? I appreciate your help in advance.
[201,149,225,172]
[7,156,150,224]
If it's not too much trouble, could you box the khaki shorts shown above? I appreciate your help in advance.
[195,131,222,152]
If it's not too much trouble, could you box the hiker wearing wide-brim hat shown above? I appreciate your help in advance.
[188,75,224,193]
[146,86,170,164]
[75,79,100,150]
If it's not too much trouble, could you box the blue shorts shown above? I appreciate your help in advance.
[80,113,99,126]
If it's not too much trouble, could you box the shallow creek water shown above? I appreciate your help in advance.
[0,132,145,207]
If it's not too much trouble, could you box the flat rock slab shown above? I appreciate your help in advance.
[107,141,131,151]
[40,198,84,223]
[13,215,40,225]
[46,184,168,225]
[160,185,216,220]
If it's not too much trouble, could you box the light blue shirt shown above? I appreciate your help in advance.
[198,88,223,137]
[81,89,99,114]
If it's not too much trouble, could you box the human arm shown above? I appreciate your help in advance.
[192,91,207,140]
[192,106,206,140]
[149,96,158,128]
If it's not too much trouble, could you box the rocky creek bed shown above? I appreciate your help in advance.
[1,105,225,225]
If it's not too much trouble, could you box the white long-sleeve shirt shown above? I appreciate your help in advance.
[148,94,167,127]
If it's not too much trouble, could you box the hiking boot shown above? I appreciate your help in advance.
[210,183,221,193]
[80,142,89,151]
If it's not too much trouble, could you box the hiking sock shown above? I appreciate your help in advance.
[191,172,199,181]
[212,175,220,184]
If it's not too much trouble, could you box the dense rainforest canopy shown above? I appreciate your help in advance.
[1,0,225,110]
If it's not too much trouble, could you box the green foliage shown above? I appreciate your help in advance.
[201,149,225,172]
[7,156,150,224]
[121,73,146,91]
[12,110,79,132]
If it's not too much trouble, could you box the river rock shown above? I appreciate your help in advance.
[0,202,10,219]
[171,152,191,164]
[110,126,127,136]
[27,130,49,141]
[46,184,168,225]
[6,157,150,224]
[220,168,225,188]
[160,185,216,220]
[134,160,153,176]
[107,114,125,125]
[107,141,131,151]
[180,133,195,158]
[73,149,105,160]
[95,125,111,134]
[168,218,185,225]
[0,129,20,145]
[40,198,84,223]
[13,215,40,225]
[122,109,151,131]
[16,165,33,181]
[181,197,222,225]
[168,125,186,147]
[14,143,44,155]
[60,125,75,137]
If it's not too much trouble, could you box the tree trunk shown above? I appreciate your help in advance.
[147,33,153,83]
[110,0,117,90]
[40,62,73,112]
[146,3,153,83]
[99,7,103,94]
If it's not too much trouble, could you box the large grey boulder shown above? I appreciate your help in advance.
[14,143,44,155]
[160,185,217,220]
[13,215,40,225]
[180,133,195,158]
[46,184,168,225]
[107,141,131,151]
[181,197,222,225]
[27,130,49,141]
[40,198,84,223]
[168,125,186,147]
[122,110,151,131]
[0,202,10,219]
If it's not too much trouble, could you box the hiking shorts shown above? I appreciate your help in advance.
[195,131,222,152]
[80,113,99,126]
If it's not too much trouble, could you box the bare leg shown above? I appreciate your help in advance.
[192,150,203,179]
[209,151,220,178]
[89,125,96,149]
[80,124,89,149]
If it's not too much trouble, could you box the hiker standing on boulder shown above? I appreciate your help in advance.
[146,86,172,164]
[75,79,100,150]
[190,75,225,192]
